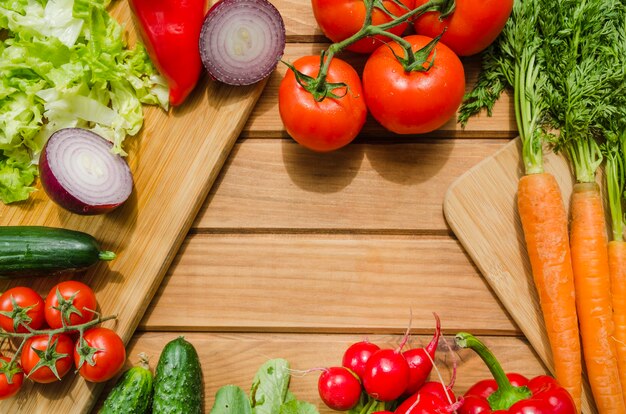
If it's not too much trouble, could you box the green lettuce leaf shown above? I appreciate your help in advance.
[0,0,167,203]
[279,400,319,414]
[210,385,253,414]
[250,358,291,414]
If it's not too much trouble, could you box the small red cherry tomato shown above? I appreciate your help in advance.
[0,357,23,400]
[45,280,97,328]
[0,287,45,333]
[362,35,465,135]
[21,334,74,383]
[74,327,126,383]
[413,0,513,56]
[279,55,367,152]
[311,0,415,54]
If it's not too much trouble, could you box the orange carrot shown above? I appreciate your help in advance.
[609,240,626,404]
[571,182,625,413]
[517,172,581,409]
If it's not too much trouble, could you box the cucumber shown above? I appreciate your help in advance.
[0,226,115,278]
[100,357,153,414]
[153,337,203,414]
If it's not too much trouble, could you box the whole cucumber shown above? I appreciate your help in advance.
[0,226,115,278]
[153,337,203,414]
[100,356,153,414]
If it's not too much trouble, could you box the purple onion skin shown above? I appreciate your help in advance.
[38,130,133,216]
[200,0,286,86]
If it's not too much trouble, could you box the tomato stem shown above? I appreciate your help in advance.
[0,314,116,339]
[307,0,455,99]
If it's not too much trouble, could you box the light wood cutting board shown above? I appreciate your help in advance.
[443,138,599,413]
[0,2,267,413]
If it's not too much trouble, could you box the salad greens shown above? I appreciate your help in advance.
[209,359,319,414]
[0,0,168,203]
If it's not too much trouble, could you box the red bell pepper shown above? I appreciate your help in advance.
[455,332,576,414]
[128,0,207,106]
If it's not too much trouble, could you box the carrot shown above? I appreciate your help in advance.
[517,172,581,409]
[609,240,626,402]
[571,182,625,413]
[604,135,626,406]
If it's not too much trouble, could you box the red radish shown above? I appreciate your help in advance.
[403,314,442,394]
[362,348,410,401]
[342,339,380,379]
[199,0,286,86]
[318,366,361,411]
[394,382,460,414]
[39,128,133,215]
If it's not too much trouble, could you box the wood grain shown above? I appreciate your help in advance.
[244,44,517,138]
[139,233,516,333]
[443,139,597,413]
[193,139,507,231]
[93,332,547,413]
[0,2,266,413]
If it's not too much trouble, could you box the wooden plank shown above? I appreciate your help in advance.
[193,139,507,231]
[0,3,266,413]
[139,234,518,334]
[443,140,597,413]
[93,332,547,413]
[243,44,516,138]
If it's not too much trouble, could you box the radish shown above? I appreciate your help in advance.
[403,314,441,395]
[342,339,380,380]
[38,128,133,215]
[317,366,361,411]
[362,333,411,402]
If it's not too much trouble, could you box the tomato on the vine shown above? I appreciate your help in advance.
[0,287,45,333]
[413,0,514,56]
[74,327,126,383]
[45,281,97,329]
[311,0,415,54]
[279,55,367,152]
[362,35,465,134]
[0,357,23,400]
[21,334,74,383]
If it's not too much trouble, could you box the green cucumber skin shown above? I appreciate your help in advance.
[153,337,203,414]
[0,226,107,277]
[100,366,153,414]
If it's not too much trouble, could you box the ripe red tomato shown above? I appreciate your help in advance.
[21,334,74,383]
[311,0,415,54]
[0,287,45,333]
[362,35,465,134]
[413,0,514,56]
[74,327,126,383]
[45,281,97,329]
[0,357,23,400]
[279,55,367,152]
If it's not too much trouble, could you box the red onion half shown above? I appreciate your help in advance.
[199,0,286,85]
[39,128,133,215]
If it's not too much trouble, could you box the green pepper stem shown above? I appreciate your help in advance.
[455,332,532,410]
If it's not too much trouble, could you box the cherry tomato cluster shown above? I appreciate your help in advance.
[0,282,125,399]
[317,316,457,412]
[279,0,513,152]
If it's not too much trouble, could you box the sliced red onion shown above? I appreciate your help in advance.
[199,0,286,85]
[39,128,133,215]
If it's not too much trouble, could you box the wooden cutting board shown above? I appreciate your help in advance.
[443,138,598,413]
[0,2,267,413]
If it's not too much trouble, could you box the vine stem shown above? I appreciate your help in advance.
[0,314,117,340]
[314,0,452,93]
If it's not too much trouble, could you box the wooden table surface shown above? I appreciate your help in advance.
[104,1,547,411]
